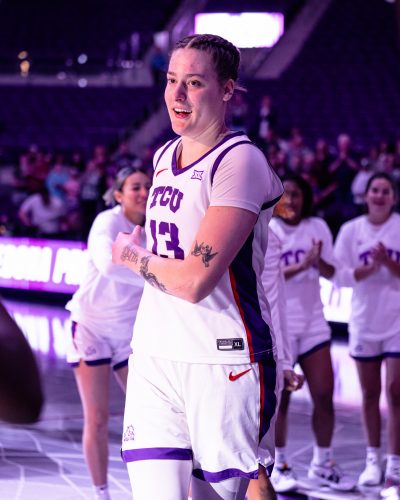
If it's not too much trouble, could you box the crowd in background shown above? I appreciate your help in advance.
[0,93,400,243]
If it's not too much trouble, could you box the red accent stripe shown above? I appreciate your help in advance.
[229,267,255,362]
[155,168,168,177]
[258,362,265,441]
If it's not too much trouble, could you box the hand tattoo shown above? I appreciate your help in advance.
[121,244,138,264]
[191,241,218,268]
[140,256,167,292]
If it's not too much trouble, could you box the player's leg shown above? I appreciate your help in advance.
[355,358,382,448]
[299,343,352,490]
[191,475,249,500]
[246,465,277,500]
[299,344,334,448]
[351,336,384,487]
[382,356,400,493]
[269,389,297,493]
[385,356,400,454]
[113,361,128,393]
[122,355,194,499]
[127,458,192,499]
[74,361,111,488]
[188,360,277,500]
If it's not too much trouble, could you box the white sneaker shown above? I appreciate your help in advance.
[308,460,356,491]
[359,457,383,486]
[381,474,400,498]
[271,463,298,493]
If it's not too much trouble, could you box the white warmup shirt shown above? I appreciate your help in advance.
[132,131,283,364]
[334,213,400,340]
[269,217,335,337]
[66,205,145,339]
[261,227,292,371]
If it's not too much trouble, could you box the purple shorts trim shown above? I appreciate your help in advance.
[85,358,112,366]
[298,339,331,362]
[352,352,400,362]
[192,467,258,482]
[122,447,193,463]
[113,358,129,371]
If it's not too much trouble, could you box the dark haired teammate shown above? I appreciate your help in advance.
[112,34,283,499]
[270,174,354,492]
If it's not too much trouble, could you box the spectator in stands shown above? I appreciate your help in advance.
[18,183,65,238]
[110,140,139,171]
[312,139,334,187]
[286,127,312,173]
[333,173,400,497]
[62,166,83,239]
[252,95,278,146]
[226,92,249,133]
[45,153,71,202]
[268,146,289,179]
[150,44,168,87]
[80,155,107,240]
[324,133,360,237]
[394,137,400,170]
[70,150,86,172]
[351,157,374,214]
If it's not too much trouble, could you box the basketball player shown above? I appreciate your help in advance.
[112,34,283,500]
[66,166,151,500]
[247,222,304,500]
[334,172,400,498]
[269,174,354,492]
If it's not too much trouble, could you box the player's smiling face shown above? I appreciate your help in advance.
[365,177,396,220]
[114,172,151,224]
[164,48,229,139]
[282,180,303,224]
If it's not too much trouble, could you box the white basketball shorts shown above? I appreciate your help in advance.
[121,353,281,481]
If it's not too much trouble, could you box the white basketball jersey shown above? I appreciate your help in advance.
[132,131,283,364]
[334,213,400,340]
[269,216,335,337]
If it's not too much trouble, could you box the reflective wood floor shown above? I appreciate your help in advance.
[0,296,389,500]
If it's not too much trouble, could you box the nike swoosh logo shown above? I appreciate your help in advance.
[229,368,251,381]
[156,168,168,177]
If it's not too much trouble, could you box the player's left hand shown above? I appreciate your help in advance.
[283,370,305,392]
[112,226,143,266]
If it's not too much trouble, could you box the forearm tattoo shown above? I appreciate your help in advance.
[139,255,167,292]
[121,244,138,264]
[191,241,218,268]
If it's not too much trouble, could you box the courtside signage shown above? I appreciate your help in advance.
[0,237,87,293]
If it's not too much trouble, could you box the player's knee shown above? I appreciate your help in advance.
[386,379,400,406]
[86,410,109,434]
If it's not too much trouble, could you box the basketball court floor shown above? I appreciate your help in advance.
[0,296,390,500]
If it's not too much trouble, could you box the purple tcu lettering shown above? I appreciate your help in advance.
[150,186,183,213]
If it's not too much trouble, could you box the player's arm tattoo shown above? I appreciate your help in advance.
[120,244,138,264]
[191,241,218,268]
[139,255,167,292]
